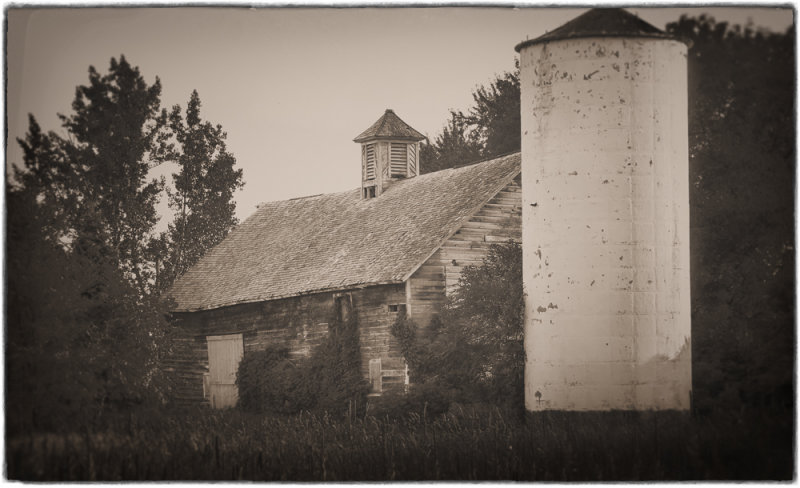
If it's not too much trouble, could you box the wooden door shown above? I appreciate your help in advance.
[206,334,244,409]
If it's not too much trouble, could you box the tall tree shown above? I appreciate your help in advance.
[59,55,170,291]
[160,90,243,288]
[6,55,178,434]
[665,17,795,412]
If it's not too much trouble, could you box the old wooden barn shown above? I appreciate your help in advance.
[166,110,521,408]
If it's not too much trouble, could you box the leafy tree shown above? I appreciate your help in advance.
[422,66,520,174]
[461,65,521,159]
[665,17,795,412]
[392,242,524,407]
[6,56,175,434]
[421,111,483,174]
[58,55,170,291]
[10,115,76,242]
[6,184,173,435]
[158,90,244,289]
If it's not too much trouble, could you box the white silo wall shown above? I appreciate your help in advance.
[520,37,691,411]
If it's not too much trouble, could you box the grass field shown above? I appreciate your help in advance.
[6,404,793,481]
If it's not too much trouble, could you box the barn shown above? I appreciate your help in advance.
[166,109,521,408]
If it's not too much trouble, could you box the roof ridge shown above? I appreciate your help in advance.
[256,188,358,208]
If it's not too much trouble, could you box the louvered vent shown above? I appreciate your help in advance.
[408,144,417,176]
[365,143,376,180]
[390,143,407,176]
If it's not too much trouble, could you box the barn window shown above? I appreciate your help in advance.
[334,293,352,322]
[363,186,376,199]
[388,304,406,314]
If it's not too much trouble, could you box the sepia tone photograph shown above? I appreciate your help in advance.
[4,3,795,481]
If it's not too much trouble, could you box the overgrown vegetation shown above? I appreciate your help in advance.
[392,242,524,409]
[236,304,368,416]
[666,15,795,414]
[6,56,244,434]
[6,13,794,482]
[7,406,793,481]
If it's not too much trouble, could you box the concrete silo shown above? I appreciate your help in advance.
[516,9,691,410]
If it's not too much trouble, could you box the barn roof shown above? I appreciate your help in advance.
[353,109,426,143]
[515,8,678,52]
[167,152,521,312]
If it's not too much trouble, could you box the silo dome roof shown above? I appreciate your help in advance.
[515,8,682,52]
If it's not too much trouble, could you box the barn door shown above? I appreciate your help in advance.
[206,334,244,409]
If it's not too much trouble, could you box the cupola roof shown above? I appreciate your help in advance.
[353,109,426,143]
[515,8,681,52]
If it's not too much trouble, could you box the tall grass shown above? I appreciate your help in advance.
[6,405,793,481]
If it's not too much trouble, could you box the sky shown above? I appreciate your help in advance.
[6,5,794,230]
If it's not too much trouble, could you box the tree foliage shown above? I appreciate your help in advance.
[157,90,244,289]
[665,16,795,412]
[392,242,524,407]
[6,56,177,433]
[422,66,520,174]
[6,185,173,435]
[58,55,170,291]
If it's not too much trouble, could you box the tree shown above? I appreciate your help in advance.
[665,17,795,412]
[158,90,244,289]
[10,115,76,243]
[461,65,520,159]
[6,56,175,433]
[421,111,483,174]
[421,67,521,174]
[59,55,170,292]
[392,242,524,407]
[6,177,173,435]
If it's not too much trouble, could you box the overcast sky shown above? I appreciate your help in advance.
[6,6,794,230]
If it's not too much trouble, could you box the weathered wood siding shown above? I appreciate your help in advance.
[166,284,407,405]
[407,177,522,329]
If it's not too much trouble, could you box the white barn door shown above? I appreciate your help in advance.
[206,334,244,409]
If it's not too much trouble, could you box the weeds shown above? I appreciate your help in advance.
[6,404,793,481]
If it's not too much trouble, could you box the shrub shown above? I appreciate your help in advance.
[390,242,524,408]
[237,299,368,416]
[236,346,313,414]
[306,307,369,414]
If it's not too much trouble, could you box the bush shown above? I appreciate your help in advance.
[236,346,313,414]
[237,299,368,416]
[390,242,524,408]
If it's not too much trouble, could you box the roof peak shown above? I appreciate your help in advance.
[353,109,425,143]
[515,8,681,52]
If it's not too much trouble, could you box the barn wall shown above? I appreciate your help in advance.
[166,284,407,405]
[407,177,522,329]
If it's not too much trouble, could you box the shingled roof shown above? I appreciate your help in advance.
[353,109,426,143]
[515,8,678,52]
[168,152,521,312]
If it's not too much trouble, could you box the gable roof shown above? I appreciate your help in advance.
[168,152,521,312]
[515,8,678,52]
[353,109,426,143]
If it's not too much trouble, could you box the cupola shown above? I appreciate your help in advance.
[353,109,425,199]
